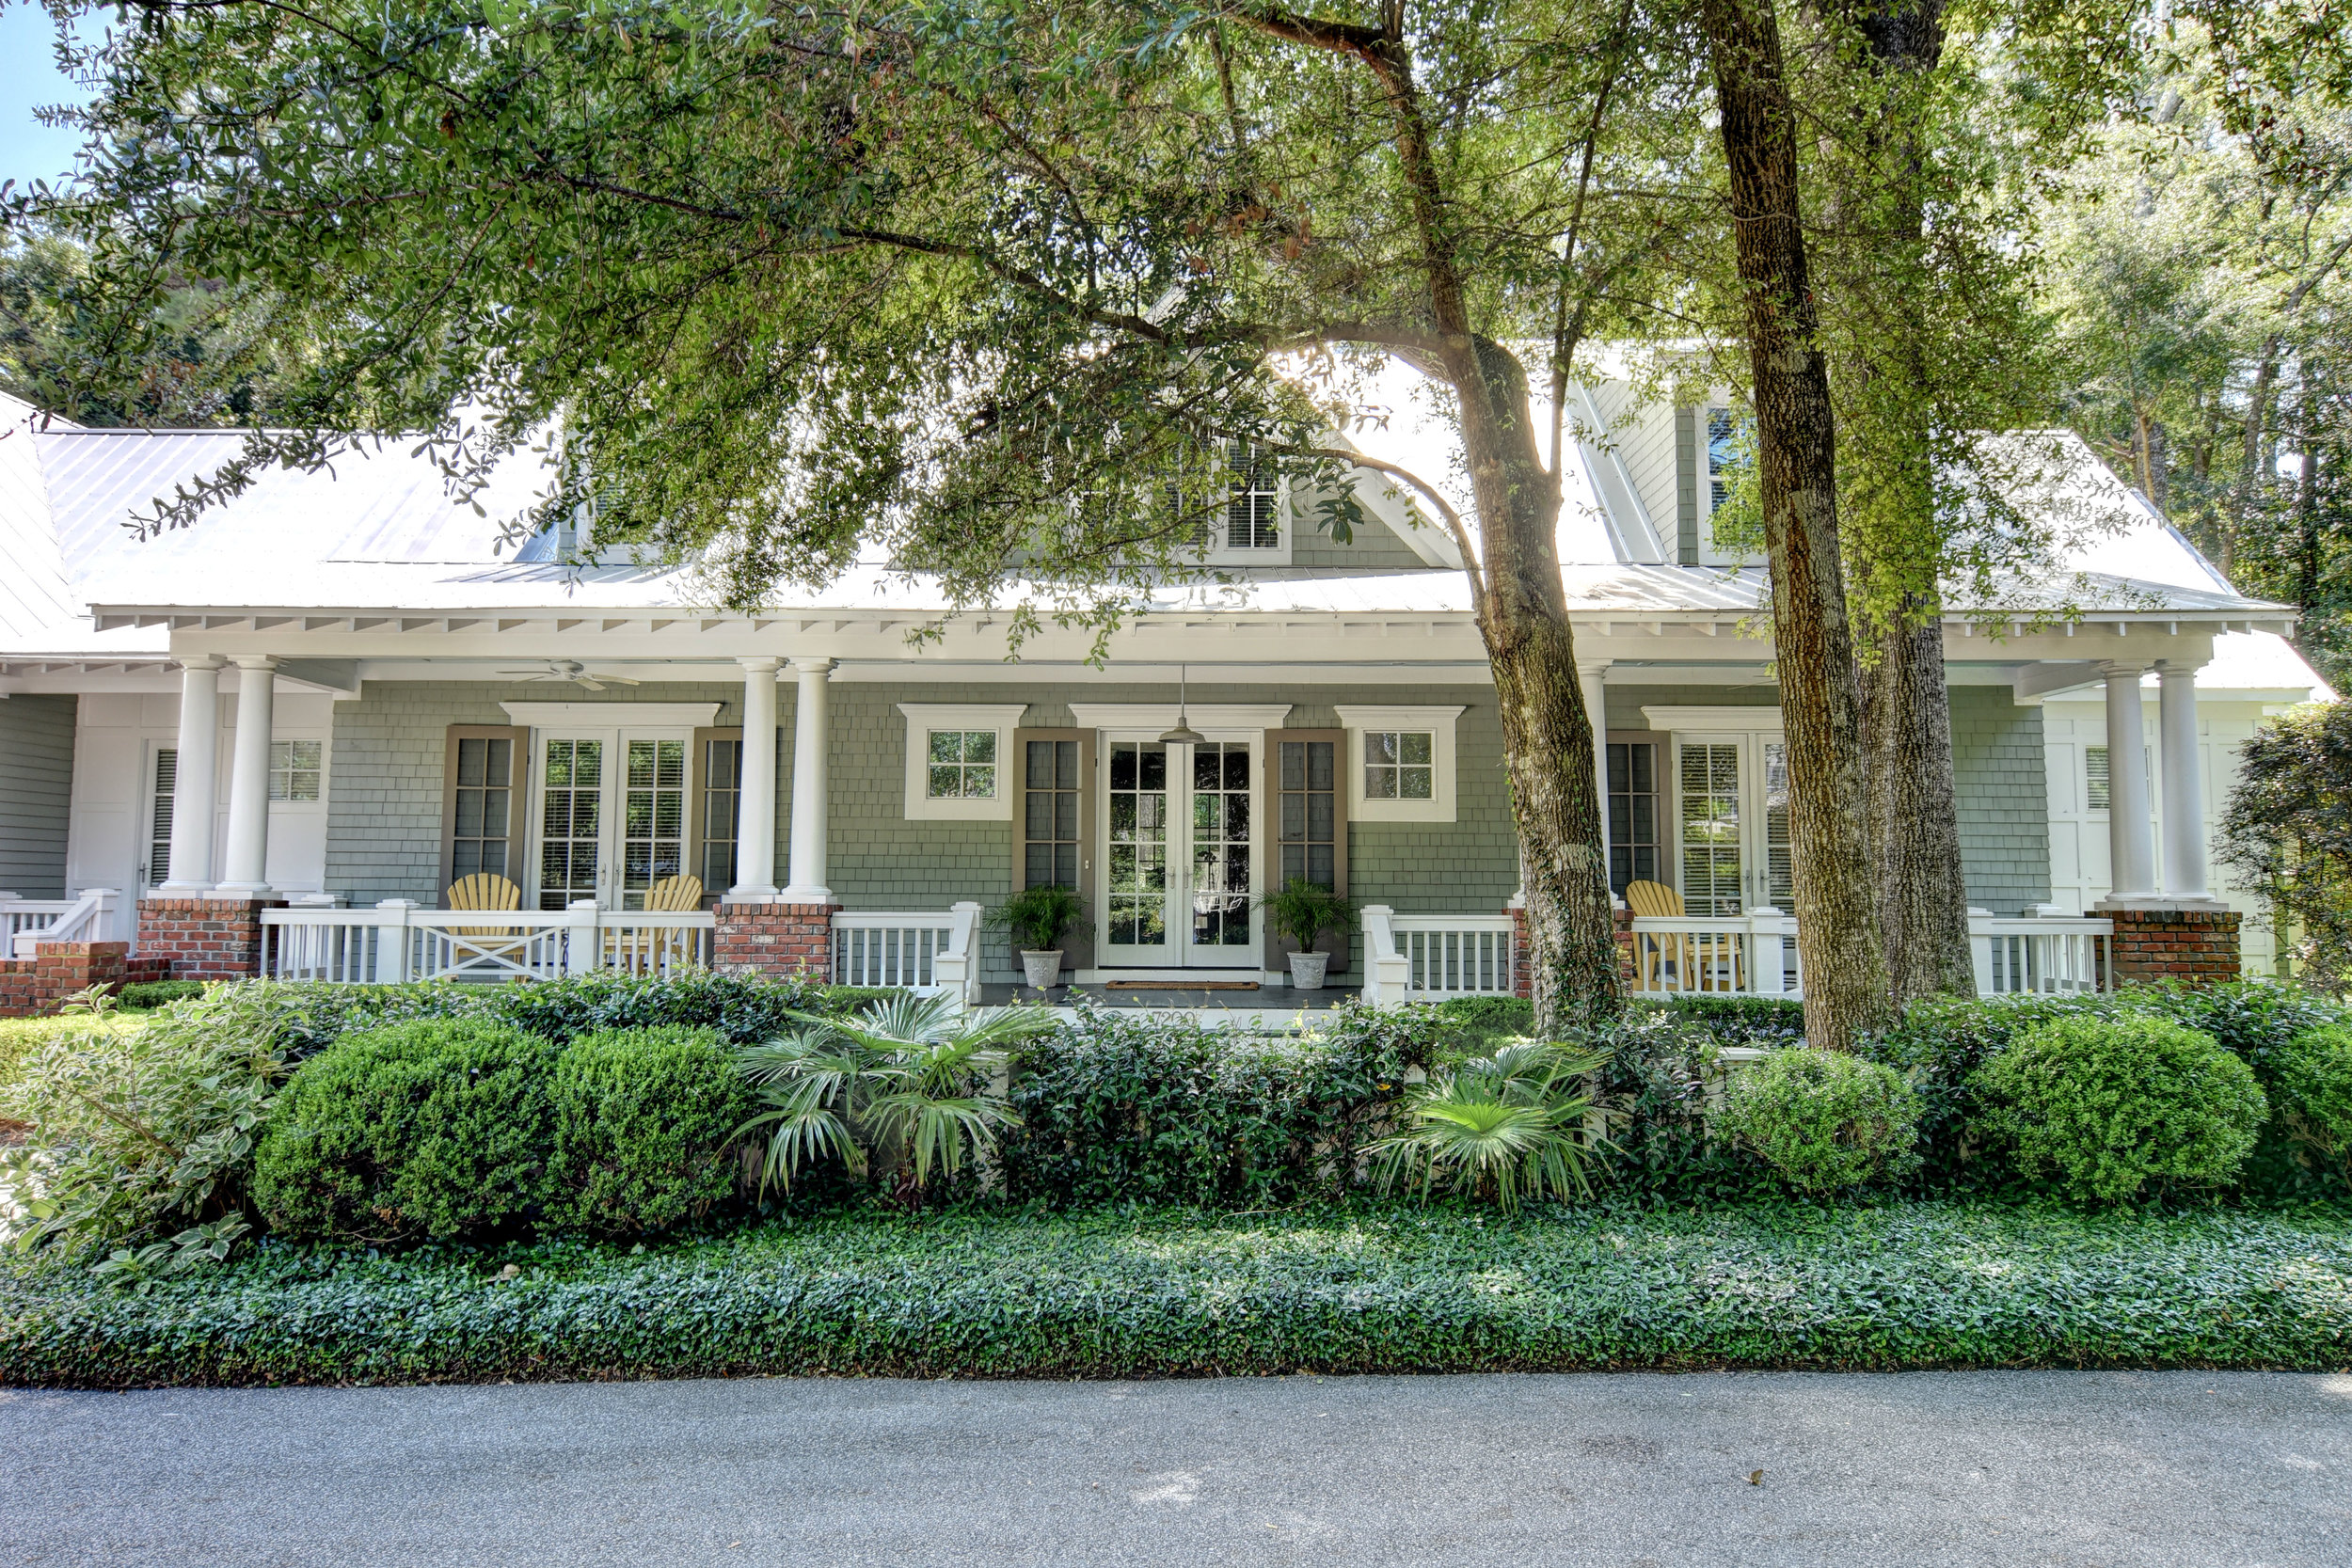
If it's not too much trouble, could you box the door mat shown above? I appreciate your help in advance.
[1103,979,1262,991]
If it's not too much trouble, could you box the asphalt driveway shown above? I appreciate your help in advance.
[3,1370,2347,1566]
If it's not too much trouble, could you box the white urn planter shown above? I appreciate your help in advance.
[1287,951,1330,991]
[1020,949,1066,990]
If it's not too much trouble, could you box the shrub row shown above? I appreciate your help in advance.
[1000,1005,1432,1208]
[253,1020,751,1243]
[6,1199,2348,1386]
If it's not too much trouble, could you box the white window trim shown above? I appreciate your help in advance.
[1196,469,1295,565]
[1334,705,1463,823]
[1642,705,1785,735]
[898,704,1028,821]
[267,736,328,809]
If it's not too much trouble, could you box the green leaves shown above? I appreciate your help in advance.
[1367,1042,1612,1212]
[732,993,1059,1196]
[8,1198,2350,1384]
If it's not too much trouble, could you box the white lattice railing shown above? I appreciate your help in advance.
[832,903,981,1000]
[3,889,120,958]
[1360,907,1518,1003]
[261,901,716,984]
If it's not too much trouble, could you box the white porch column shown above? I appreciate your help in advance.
[2157,660,2211,900]
[2101,662,2158,901]
[159,655,225,893]
[730,657,783,898]
[216,655,278,895]
[782,656,834,901]
[1580,661,1613,889]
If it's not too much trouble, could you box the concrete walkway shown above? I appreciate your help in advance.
[3,1371,2347,1566]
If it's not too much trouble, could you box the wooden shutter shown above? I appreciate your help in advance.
[690,726,745,904]
[1266,730,1348,972]
[440,725,530,905]
[1013,728,1095,970]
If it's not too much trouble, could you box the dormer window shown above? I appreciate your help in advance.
[1168,441,1290,563]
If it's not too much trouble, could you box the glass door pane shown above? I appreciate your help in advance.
[1677,742,1742,916]
[538,736,603,910]
[1186,741,1253,956]
[1104,742,1171,956]
[622,737,688,910]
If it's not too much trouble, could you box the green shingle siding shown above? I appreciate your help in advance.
[1601,679,2049,915]
[0,692,76,897]
[1950,686,2052,914]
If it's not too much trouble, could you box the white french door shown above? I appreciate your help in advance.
[532,730,692,911]
[1099,736,1260,969]
[1673,733,1792,915]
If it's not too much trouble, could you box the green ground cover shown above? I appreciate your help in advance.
[4,1198,2346,1386]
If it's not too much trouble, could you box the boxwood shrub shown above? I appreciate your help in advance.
[252,1019,562,1243]
[1716,1047,1922,1192]
[545,1025,753,1236]
[1972,1015,2268,1204]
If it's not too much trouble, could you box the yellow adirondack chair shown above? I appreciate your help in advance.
[608,873,707,972]
[444,872,528,964]
[1624,879,1743,992]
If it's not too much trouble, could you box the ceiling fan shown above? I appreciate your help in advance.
[499,659,644,692]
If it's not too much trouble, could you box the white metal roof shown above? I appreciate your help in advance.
[0,379,2319,707]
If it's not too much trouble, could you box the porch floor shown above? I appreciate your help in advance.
[977,982,1358,1013]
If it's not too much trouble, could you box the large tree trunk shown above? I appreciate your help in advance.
[1450,341,1624,1035]
[1867,609,1976,997]
[1353,27,1622,1035]
[1701,0,1891,1050]
[1837,0,1975,1002]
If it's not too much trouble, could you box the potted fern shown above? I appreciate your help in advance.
[988,884,1086,991]
[1260,878,1357,990]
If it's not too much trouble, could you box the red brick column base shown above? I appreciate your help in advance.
[2099,905,2241,989]
[1508,904,1638,1001]
[136,897,280,981]
[0,942,133,1019]
[714,901,838,981]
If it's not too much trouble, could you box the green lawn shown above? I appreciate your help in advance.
[4,1198,2348,1386]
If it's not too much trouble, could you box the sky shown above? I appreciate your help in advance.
[1,5,98,195]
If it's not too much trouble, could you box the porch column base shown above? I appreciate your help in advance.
[1505,904,1640,1002]
[715,898,838,982]
[2093,903,2241,990]
[0,942,135,1018]
[136,896,282,981]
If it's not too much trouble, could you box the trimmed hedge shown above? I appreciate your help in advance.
[5,1199,2348,1386]
[116,980,206,1011]
[252,1020,562,1243]
[546,1026,752,1236]
[1000,1005,1430,1208]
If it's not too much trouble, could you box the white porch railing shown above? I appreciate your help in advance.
[1972,915,2113,996]
[1363,904,2114,1006]
[832,903,982,1002]
[1360,907,1518,1004]
[3,889,120,958]
[1628,910,1800,998]
[261,900,716,983]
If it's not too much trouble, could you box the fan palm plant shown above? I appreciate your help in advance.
[732,993,1060,1199]
[1366,1041,1612,1212]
